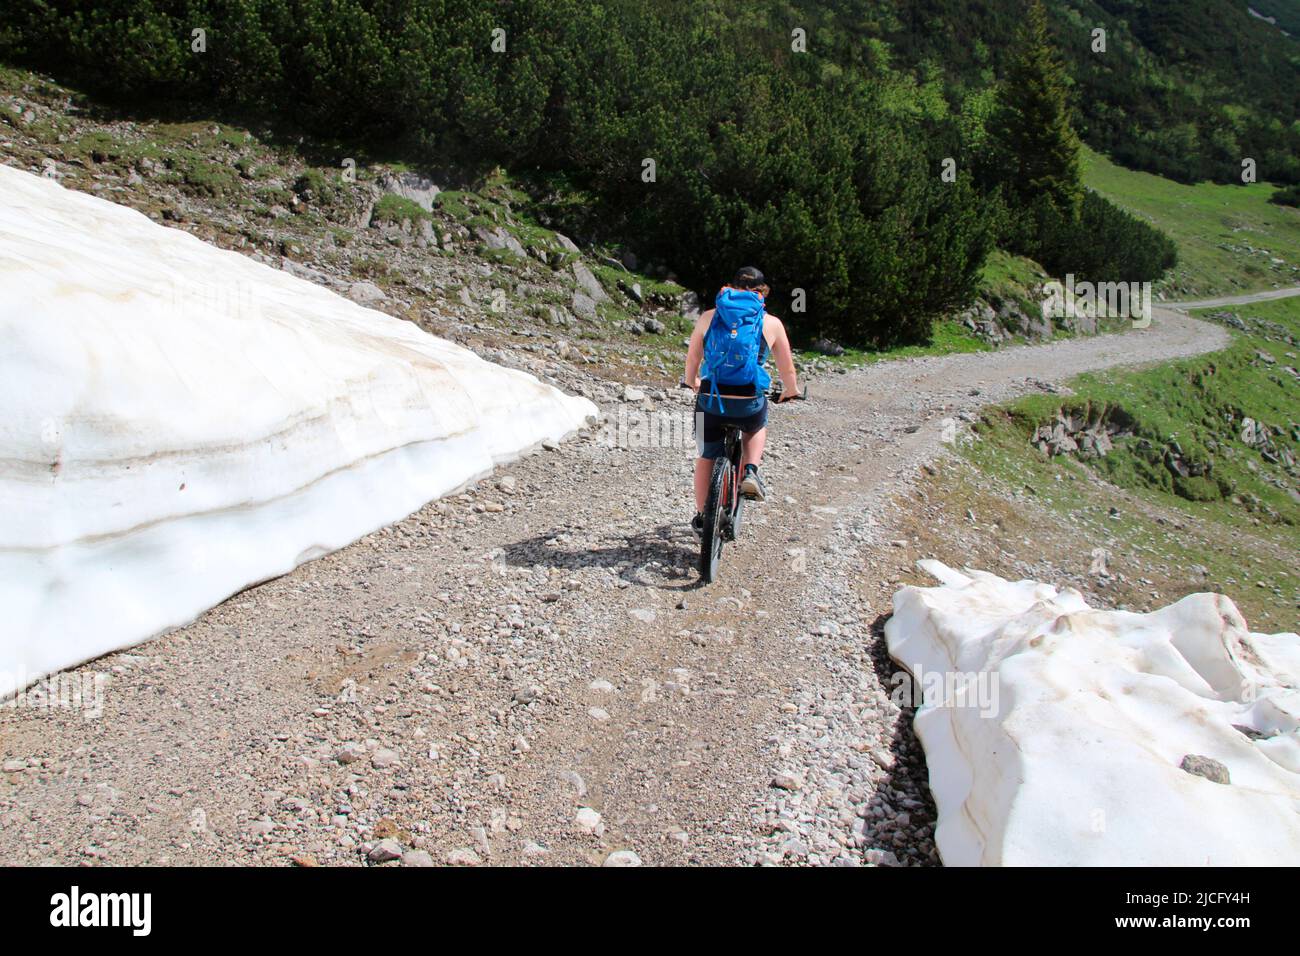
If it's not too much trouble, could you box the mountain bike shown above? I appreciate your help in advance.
[682,382,808,583]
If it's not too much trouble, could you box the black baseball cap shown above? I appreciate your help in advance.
[732,266,767,288]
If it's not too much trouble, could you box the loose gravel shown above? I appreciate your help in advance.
[0,305,1231,866]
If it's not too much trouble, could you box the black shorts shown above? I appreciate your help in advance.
[694,395,769,460]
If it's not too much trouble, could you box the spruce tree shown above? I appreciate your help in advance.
[991,0,1083,217]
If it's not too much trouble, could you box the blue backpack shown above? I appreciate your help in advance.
[702,288,770,401]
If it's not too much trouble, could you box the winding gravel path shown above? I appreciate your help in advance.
[1167,286,1300,310]
[0,299,1257,866]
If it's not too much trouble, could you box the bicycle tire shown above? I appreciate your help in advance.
[699,456,730,582]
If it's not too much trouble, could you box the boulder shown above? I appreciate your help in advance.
[572,290,598,319]
[572,262,609,302]
[377,170,441,212]
[347,280,388,307]
[811,337,845,357]
[474,225,525,258]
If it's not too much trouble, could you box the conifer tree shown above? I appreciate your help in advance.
[991,0,1083,217]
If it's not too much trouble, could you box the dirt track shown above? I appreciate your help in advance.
[0,300,1243,866]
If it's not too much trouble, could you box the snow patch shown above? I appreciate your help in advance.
[0,165,596,697]
[885,560,1300,865]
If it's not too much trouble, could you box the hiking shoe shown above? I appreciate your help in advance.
[741,465,766,501]
[690,512,705,537]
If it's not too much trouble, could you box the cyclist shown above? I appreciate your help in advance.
[684,266,800,536]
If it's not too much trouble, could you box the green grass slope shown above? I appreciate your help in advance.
[965,293,1300,624]
[1083,147,1300,298]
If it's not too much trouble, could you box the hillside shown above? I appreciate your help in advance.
[1,62,1082,378]
[746,0,1300,186]
[0,64,699,392]
[961,294,1300,628]
[1083,147,1300,297]
[6,49,1295,366]
[9,0,1290,348]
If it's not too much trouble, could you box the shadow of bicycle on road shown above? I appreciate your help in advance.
[502,523,705,592]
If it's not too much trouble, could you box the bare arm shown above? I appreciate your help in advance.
[684,308,714,389]
[765,315,800,399]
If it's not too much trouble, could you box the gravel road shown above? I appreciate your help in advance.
[0,302,1239,866]
[1168,286,1300,310]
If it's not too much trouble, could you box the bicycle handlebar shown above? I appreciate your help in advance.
[677,381,809,402]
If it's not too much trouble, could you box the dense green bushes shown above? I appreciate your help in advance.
[1271,186,1300,209]
[1018,191,1178,284]
[0,0,1183,346]
[1,0,1000,345]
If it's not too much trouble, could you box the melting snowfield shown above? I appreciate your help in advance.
[886,561,1300,866]
[0,165,596,698]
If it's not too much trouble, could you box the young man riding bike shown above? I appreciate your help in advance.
[684,266,800,536]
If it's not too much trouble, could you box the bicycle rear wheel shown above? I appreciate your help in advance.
[699,456,731,583]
